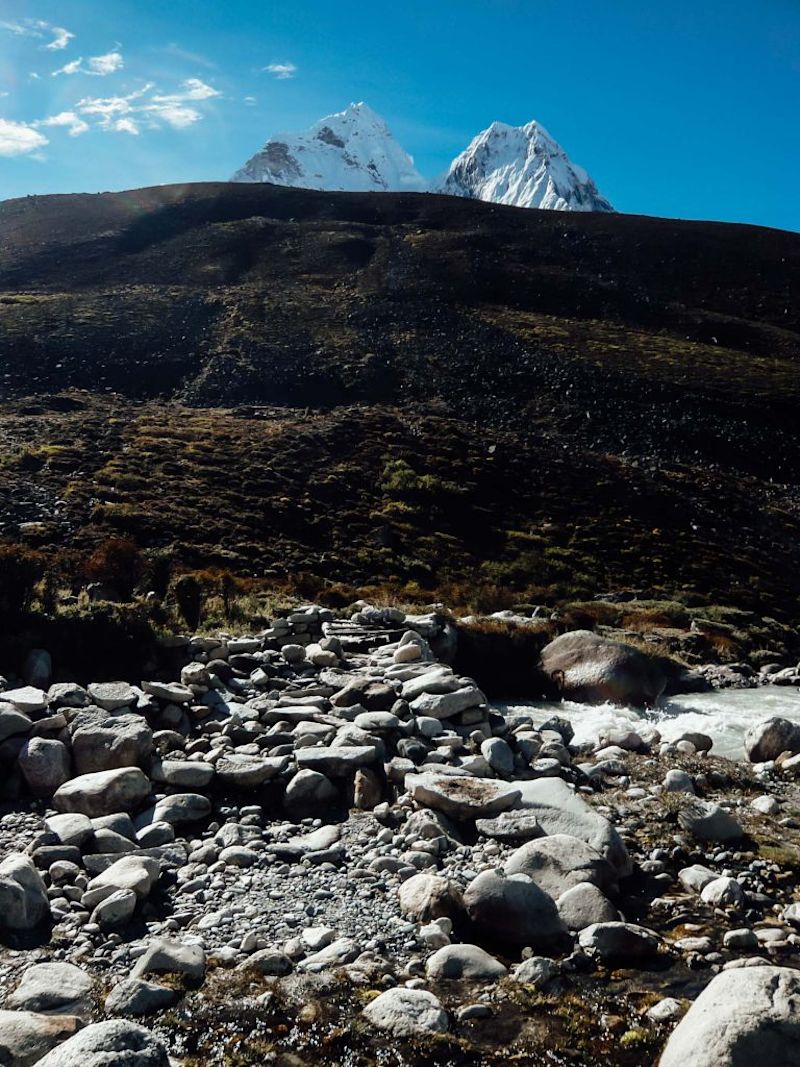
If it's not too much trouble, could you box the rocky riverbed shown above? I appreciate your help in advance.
[2,606,800,1065]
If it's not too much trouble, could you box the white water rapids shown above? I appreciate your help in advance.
[500,686,800,762]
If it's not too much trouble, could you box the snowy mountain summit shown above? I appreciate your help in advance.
[232,102,426,192]
[232,104,613,213]
[434,120,613,212]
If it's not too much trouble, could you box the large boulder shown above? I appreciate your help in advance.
[363,988,449,1038]
[499,777,631,877]
[70,714,153,775]
[659,966,800,1067]
[53,768,151,817]
[744,718,800,763]
[503,834,617,897]
[0,853,50,930]
[540,630,665,707]
[463,870,569,951]
[34,1020,169,1067]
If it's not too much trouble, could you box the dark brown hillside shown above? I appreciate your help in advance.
[0,182,799,621]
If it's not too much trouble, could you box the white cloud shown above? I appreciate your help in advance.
[87,51,123,76]
[37,110,90,136]
[0,19,74,50]
[113,118,139,135]
[52,57,83,76]
[264,62,297,80]
[44,25,74,50]
[53,51,124,77]
[244,96,257,106]
[151,78,220,104]
[76,85,151,127]
[0,117,48,157]
[74,78,218,135]
[148,104,201,128]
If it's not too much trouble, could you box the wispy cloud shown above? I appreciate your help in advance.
[52,51,124,77]
[264,62,297,80]
[44,25,73,50]
[244,96,257,106]
[37,110,90,137]
[52,57,82,76]
[87,51,124,76]
[0,117,48,156]
[73,79,220,134]
[151,78,221,104]
[0,19,74,51]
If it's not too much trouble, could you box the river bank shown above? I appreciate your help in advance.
[1,607,800,1065]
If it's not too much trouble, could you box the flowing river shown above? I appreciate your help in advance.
[500,686,800,762]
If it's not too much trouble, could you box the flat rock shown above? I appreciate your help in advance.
[7,963,94,1018]
[86,683,136,711]
[406,772,520,821]
[295,745,378,777]
[266,825,341,860]
[475,811,544,842]
[215,753,289,788]
[142,681,195,704]
[409,686,484,720]
[1,687,48,714]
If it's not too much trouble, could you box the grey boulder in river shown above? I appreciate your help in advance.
[539,630,666,707]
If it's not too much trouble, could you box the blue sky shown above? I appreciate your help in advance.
[1,0,798,231]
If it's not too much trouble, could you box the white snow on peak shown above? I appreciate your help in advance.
[433,118,613,212]
[231,101,427,192]
[232,103,613,213]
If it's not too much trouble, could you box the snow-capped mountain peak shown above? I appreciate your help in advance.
[231,102,426,192]
[433,119,613,212]
[232,103,613,213]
